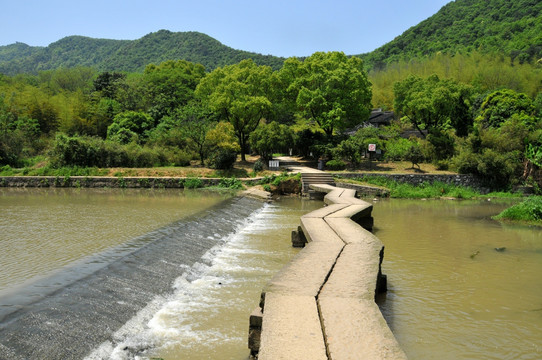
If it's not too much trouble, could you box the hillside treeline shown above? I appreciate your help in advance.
[361,0,542,70]
[0,31,285,75]
[1,51,541,189]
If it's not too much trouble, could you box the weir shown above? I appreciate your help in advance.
[0,196,265,359]
[249,184,407,359]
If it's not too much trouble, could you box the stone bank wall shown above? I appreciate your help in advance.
[0,176,262,189]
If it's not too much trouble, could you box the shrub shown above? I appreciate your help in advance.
[49,133,188,168]
[253,159,264,172]
[207,149,237,170]
[493,197,542,223]
[218,177,243,189]
[326,159,346,170]
[0,165,14,175]
[165,149,192,167]
[183,177,203,189]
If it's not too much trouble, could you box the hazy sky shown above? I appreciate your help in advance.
[1,0,451,57]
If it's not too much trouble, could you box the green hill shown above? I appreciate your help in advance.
[1,0,541,75]
[0,30,285,74]
[361,0,542,69]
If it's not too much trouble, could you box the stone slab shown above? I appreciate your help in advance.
[325,217,381,246]
[332,195,370,205]
[309,183,336,193]
[300,217,345,245]
[318,297,408,360]
[262,241,343,300]
[301,203,350,219]
[319,243,382,300]
[250,307,263,328]
[338,188,357,199]
[325,204,373,223]
[259,293,328,360]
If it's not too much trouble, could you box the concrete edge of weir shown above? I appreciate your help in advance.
[249,183,408,360]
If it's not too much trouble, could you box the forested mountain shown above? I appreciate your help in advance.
[361,0,542,69]
[0,0,540,75]
[0,30,285,74]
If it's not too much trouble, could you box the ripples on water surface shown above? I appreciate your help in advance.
[92,197,322,360]
[3,188,540,359]
[0,188,230,297]
[374,199,542,360]
[0,188,321,359]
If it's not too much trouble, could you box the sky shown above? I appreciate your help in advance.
[1,0,452,57]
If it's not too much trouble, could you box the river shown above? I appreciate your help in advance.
[374,198,542,360]
[0,188,321,359]
[0,189,541,359]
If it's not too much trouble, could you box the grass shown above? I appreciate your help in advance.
[349,175,523,199]
[0,154,279,179]
[0,164,109,177]
[329,161,455,174]
[493,197,542,225]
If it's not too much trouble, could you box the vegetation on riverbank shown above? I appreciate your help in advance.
[493,197,542,225]
[346,176,522,199]
[1,1,541,192]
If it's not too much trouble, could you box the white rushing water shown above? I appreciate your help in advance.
[86,199,319,360]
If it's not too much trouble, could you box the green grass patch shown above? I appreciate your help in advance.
[493,197,542,224]
[354,176,480,199]
[217,177,244,190]
[0,165,108,177]
[257,172,301,186]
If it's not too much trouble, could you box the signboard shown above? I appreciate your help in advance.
[368,143,376,152]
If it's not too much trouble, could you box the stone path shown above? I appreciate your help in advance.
[250,183,407,360]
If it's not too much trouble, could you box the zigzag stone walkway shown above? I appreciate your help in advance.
[249,183,407,360]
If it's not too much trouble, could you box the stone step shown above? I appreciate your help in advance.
[301,173,335,192]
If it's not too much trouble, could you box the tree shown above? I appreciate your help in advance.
[106,111,155,144]
[285,52,372,138]
[475,88,536,129]
[249,121,294,162]
[93,71,126,99]
[142,60,206,121]
[178,102,216,165]
[195,59,273,161]
[393,74,474,137]
[205,121,240,169]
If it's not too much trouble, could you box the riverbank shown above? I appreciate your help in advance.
[0,156,533,199]
[493,196,542,226]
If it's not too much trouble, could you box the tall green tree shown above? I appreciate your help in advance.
[394,74,474,137]
[142,60,206,121]
[475,88,536,129]
[249,121,294,162]
[106,111,155,144]
[195,59,273,161]
[178,102,215,165]
[285,52,372,138]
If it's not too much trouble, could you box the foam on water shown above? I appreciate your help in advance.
[86,203,274,359]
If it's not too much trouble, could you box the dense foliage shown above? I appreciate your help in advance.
[361,0,542,70]
[493,197,542,223]
[0,30,285,75]
[1,0,541,190]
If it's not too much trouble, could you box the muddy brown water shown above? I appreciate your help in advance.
[1,189,540,359]
[374,198,542,360]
